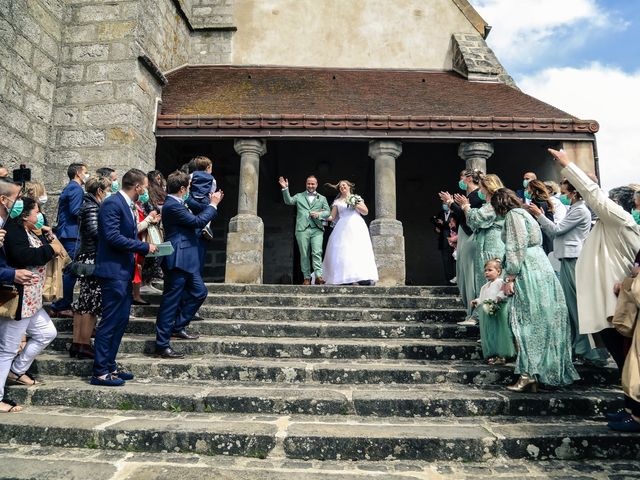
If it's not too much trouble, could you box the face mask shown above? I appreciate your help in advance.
[33,212,45,230]
[632,209,640,225]
[458,180,467,191]
[38,195,48,205]
[8,198,23,219]
[83,173,90,183]
[559,194,571,206]
[524,191,532,201]
[104,192,112,200]
[442,203,449,212]
[138,189,149,204]
[111,180,120,193]
[523,179,530,188]
[182,191,190,201]
[478,191,486,201]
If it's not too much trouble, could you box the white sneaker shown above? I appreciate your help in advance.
[457,318,477,326]
[140,284,163,294]
[449,277,457,284]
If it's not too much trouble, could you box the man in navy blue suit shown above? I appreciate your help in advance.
[155,171,223,359]
[49,163,88,317]
[91,169,158,386]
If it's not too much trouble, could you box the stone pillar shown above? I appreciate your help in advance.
[457,142,494,172]
[368,140,405,286]
[225,139,267,284]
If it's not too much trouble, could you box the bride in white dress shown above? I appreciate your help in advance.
[322,180,379,285]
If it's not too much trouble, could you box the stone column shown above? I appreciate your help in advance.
[368,140,405,286]
[457,141,494,172]
[225,139,267,284]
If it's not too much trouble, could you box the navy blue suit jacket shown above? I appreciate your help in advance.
[55,181,84,239]
[94,193,150,281]
[0,245,15,285]
[162,195,217,274]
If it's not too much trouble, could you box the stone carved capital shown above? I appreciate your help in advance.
[368,140,402,161]
[234,138,267,157]
[458,141,494,172]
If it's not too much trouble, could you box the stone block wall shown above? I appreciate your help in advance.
[189,0,235,29]
[451,32,517,88]
[0,0,64,182]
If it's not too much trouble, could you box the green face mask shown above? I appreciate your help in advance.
[8,198,23,219]
[182,191,190,201]
[111,180,120,193]
[523,179,530,189]
[524,191,532,201]
[34,212,45,229]
[477,191,486,201]
[458,180,467,191]
[138,189,149,204]
[632,209,640,225]
[559,194,571,206]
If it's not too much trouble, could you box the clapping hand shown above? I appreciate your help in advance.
[438,191,452,203]
[524,203,543,218]
[278,177,289,189]
[209,190,224,206]
[453,193,468,206]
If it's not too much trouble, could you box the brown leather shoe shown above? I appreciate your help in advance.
[302,279,311,286]
[315,277,326,285]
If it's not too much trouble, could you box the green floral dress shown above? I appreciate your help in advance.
[467,204,505,289]
[502,209,580,386]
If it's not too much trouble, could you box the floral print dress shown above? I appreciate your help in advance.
[21,231,46,318]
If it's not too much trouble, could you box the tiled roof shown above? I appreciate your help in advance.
[157,66,599,138]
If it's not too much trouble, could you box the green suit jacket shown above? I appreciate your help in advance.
[282,188,331,231]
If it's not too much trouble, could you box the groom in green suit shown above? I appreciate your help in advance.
[279,175,331,285]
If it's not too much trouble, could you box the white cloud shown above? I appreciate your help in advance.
[471,0,624,69]
[518,63,640,191]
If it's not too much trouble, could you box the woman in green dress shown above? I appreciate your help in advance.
[492,188,580,392]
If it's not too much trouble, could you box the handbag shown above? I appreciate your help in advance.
[0,284,19,319]
[69,214,95,278]
[42,236,72,302]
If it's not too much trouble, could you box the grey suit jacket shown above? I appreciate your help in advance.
[536,200,591,259]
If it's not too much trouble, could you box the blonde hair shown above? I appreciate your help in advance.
[24,181,45,200]
[324,180,355,193]
[544,180,561,196]
[484,257,503,272]
[479,174,504,195]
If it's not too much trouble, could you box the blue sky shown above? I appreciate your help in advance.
[469,0,640,190]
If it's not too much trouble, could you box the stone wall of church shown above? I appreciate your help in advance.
[0,0,64,182]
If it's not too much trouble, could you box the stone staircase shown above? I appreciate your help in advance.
[2,284,640,465]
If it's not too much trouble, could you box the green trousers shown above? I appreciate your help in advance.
[296,226,324,279]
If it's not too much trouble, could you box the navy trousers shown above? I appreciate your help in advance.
[51,238,77,311]
[93,278,132,377]
[155,268,208,349]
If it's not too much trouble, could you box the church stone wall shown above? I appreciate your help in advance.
[232,0,478,69]
[0,0,64,182]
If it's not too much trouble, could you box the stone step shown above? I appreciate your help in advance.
[130,305,467,323]
[48,334,483,360]
[8,377,624,419]
[32,354,619,387]
[3,445,640,480]
[52,317,478,339]
[193,293,463,309]
[200,284,460,297]
[1,407,638,461]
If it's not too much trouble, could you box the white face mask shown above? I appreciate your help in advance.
[39,195,48,205]
[83,173,90,182]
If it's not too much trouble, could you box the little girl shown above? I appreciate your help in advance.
[471,258,516,365]
[447,216,458,261]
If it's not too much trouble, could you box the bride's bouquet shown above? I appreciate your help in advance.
[346,194,363,209]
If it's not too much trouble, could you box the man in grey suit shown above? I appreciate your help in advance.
[526,179,608,366]
[278,175,331,285]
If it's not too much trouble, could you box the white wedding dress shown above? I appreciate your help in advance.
[322,199,379,285]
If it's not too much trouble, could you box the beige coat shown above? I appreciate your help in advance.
[612,276,640,402]
[562,163,640,334]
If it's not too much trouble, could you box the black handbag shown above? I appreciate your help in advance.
[69,213,95,278]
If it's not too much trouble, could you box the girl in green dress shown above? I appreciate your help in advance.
[492,188,580,392]
[471,258,516,364]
